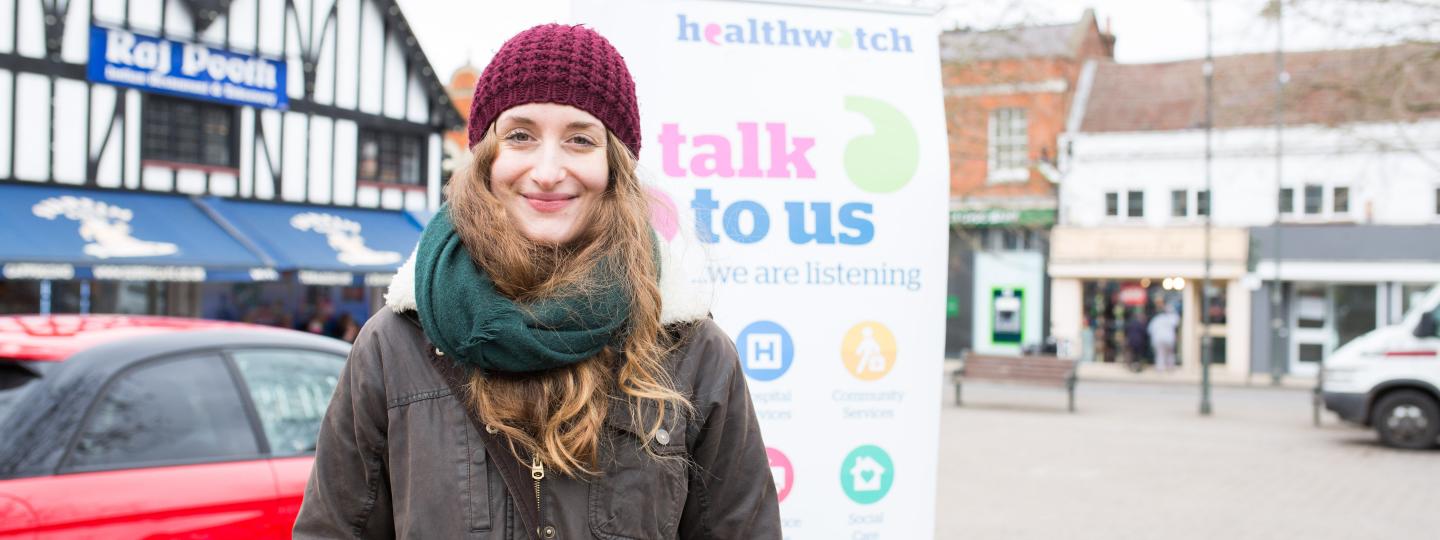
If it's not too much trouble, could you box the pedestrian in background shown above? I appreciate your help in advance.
[1124,311,1149,373]
[1148,304,1180,373]
[293,24,780,539]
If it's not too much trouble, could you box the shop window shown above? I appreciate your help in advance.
[1002,229,1020,251]
[1334,284,1377,349]
[1105,192,1119,217]
[987,108,1028,182]
[1303,185,1323,215]
[1207,336,1227,364]
[1278,188,1294,215]
[1197,190,1210,217]
[1203,282,1226,325]
[1126,190,1144,218]
[1298,343,1325,364]
[1171,190,1187,217]
[1333,187,1349,214]
[142,95,237,169]
[1402,283,1432,315]
[358,129,425,186]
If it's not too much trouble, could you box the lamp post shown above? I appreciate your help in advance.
[1269,0,1288,387]
[1200,0,1214,416]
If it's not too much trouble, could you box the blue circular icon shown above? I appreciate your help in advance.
[736,320,794,381]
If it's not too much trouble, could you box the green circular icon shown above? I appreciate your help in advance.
[839,445,894,504]
[843,96,919,194]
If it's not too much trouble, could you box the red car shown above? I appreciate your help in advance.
[0,315,349,539]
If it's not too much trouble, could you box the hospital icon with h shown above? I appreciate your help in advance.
[736,320,794,381]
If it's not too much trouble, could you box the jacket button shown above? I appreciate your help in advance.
[434,347,445,357]
[542,525,557,538]
[655,428,671,445]
[484,424,499,434]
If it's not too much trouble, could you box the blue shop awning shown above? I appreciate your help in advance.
[0,183,274,282]
[200,198,422,287]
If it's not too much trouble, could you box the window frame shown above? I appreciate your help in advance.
[357,127,428,189]
[986,108,1029,183]
[1126,190,1145,218]
[1197,189,1211,217]
[1105,191,1119,217]
[1171,189,1188,218]
[223,348,348,458]
[58,352,264,474]
[1303,184,1324,215]
[140,94,240,171]
[1279,187,1295,215]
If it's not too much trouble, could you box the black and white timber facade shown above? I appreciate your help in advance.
[0,0,461,208]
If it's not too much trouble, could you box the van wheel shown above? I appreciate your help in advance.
[1371,390,1440,450]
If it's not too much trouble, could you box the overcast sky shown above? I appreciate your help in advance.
[395,0,1431,82]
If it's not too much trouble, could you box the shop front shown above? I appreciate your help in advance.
[0,0,458,331]
[1048,226,1251,375]
[1249,225,1440,378]
[198,197,423,335]
[947,207,1055,357]
[0,183,275,316]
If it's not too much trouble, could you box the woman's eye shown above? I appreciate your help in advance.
[569,135,599,147]
[504,131,535,143]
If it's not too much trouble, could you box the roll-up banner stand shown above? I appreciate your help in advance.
[573,1,949,537]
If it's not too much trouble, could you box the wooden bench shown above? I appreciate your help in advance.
[952,354,1078,412]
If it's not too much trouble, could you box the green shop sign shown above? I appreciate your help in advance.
[950,208,1056,227]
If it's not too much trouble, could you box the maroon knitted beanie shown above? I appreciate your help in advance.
[467,24,641,157]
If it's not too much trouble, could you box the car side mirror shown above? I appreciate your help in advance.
[1416,312,1438,339]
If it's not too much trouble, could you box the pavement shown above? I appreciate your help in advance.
[935,378,1440,539]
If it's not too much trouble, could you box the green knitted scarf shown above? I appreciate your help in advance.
[414,204,636,373]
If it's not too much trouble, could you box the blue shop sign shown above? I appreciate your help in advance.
[86,24,288,110]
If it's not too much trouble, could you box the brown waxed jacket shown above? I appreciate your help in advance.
[292,308,781,539]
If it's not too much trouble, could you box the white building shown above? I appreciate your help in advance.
[1053,45,1440,377]
[0,0,462,324]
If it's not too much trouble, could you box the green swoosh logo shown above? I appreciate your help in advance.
[843,96,919,194]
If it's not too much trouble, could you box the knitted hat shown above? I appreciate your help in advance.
[467,24,641,157]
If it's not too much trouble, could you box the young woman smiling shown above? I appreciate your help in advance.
[293,24,782,540]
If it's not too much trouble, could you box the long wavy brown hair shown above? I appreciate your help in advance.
[445,128,692,477]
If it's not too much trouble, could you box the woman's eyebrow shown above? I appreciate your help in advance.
[567,121,602,132]
[498,116,536,127]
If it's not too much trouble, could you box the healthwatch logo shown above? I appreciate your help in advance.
[676,14,914,53]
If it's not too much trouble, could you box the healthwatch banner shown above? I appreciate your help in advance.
[87,25,288,109]
[574,1,948,538]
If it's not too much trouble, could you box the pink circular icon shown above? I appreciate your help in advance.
[766,447,794,503]
[646,186,679,242]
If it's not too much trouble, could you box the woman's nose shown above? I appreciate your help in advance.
[529,143,565,187]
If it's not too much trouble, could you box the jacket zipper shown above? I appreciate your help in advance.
[530,452,545,537]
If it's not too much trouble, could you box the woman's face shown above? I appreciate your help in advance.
[490,103,610,245]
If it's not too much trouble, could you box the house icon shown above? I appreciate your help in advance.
[850,456,886,492]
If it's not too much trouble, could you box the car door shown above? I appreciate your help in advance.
[225,348,347,531]
[16,352,277,539]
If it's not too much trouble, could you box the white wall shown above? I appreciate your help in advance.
[1061,121,1440,228]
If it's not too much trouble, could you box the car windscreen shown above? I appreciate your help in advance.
[0,360,41,426]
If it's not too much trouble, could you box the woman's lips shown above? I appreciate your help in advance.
[524,193,575,213]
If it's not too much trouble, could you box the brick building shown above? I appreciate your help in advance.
[939,10,1115,357]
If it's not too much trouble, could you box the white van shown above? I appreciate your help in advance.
[1321,284,1440,449]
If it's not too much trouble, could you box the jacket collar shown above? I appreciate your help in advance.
[386,203,714,325]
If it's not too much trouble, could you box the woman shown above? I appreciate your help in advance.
[293,24,781,539]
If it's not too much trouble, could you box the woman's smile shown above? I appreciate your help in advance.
[523,191,579,213]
